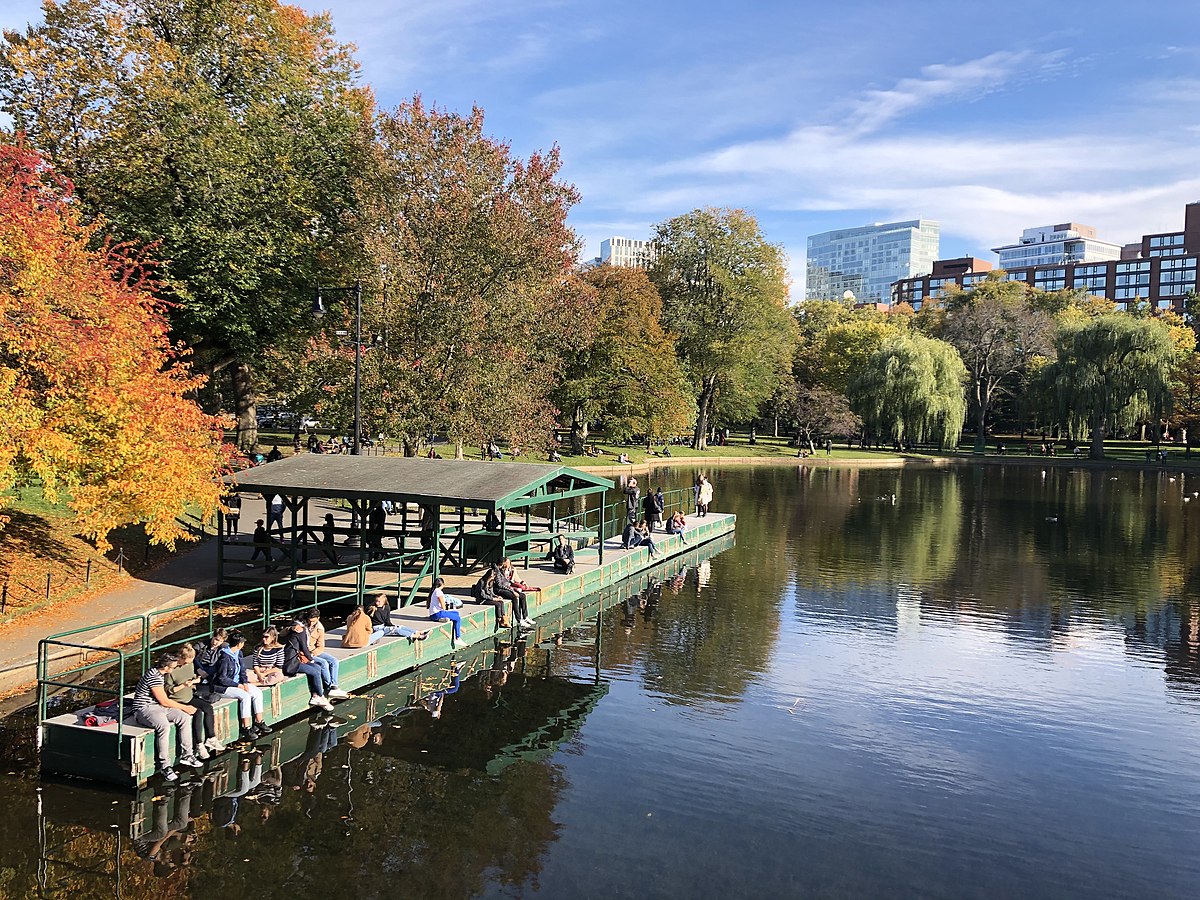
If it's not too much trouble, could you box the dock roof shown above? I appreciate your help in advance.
[224,455,612,510]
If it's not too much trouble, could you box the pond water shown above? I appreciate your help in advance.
[3,462,1200,899]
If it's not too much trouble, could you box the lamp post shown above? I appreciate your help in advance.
[313,280,364,455]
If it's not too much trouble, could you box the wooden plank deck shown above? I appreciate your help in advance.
[39,513,736,787]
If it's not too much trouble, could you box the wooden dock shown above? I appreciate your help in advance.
[39,513,736,787]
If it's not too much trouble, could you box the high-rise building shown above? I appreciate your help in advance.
[806,219,940,304]
[991,223,1121,269]
[599,236,655,269]
[891,202,1200,312]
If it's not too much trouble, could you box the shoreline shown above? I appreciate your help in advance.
[576,452,1199,478]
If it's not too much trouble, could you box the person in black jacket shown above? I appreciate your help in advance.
[642,488,664,532]
[493,558,532,627]
[282,620,334,711]
[549,534,575,574]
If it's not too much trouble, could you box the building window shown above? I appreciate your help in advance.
[1116,260,1151,273]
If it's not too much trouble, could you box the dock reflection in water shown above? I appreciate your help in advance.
[21,536,733,900]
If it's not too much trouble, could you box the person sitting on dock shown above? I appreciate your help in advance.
[472,567,511,628]
[247,627,286,686]
[212,631,273,743]
[303,609,351,699]
[166,643,222,760]
[282,618,334,711]
[666,510,688,543]
[196,628,227,680]
[367,592,430,640]
[623,519,659,557]
[133,651,204,782]
[549,534,575,574]
[429,577,465,649]
[494,558,534,628]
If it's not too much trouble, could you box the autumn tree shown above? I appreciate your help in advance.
[938,277,1055,450]
[1042,314,1178,459]
[649,208,794,449]
[847,332,967,448]
[346,97,581,457]
[552,267,693,452]
[0,0,373,449]
[0,144,228,547]
[787,387,861,453]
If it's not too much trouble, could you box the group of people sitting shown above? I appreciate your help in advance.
[471,557,540,630]
[131,607,356,782]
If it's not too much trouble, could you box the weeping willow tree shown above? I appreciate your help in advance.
[847,332,967,448]
[1042,314,1177,459]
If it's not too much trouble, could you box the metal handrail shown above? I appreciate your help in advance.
[37,639,128,756]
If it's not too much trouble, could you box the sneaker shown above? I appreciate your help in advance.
[160,766,179,782]
[195,743,210,761]
[253,722,273,737]
[205,737,226,754]
[314,695,335,711]
[522,618,536,627]
[177,754,204,769]
[308,695,326,708]
[238,728,257,744]
[328,688,350,700]
[451,638,461,650]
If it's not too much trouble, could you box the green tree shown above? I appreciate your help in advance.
[1043,314,1178,459]
[847,332,967,448]
[1,0,372,449]
[553,267,693,452]
[649,208,794,449]
[939,278,1055,450]
[353,97,581,457]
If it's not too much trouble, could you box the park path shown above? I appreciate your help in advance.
[0,496,285,699]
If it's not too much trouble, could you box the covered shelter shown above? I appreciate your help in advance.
[218,456,613,591]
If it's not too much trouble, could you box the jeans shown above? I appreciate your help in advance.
[135,704,195,769]
[374,624,418,640]
[294,660,329,695]
[190,693,216,745]
[220,684,264,720]
[430,610,462,640]
[313,652,340,686]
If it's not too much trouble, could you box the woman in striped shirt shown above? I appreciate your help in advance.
[248,627,285,686]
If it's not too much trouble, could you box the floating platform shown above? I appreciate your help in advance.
[39,513,736,788]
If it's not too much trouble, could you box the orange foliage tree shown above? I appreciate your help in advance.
[0,143,229,548]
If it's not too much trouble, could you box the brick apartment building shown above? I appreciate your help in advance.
[891,202,1200,311]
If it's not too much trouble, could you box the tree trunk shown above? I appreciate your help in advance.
[571,403,587,455]
[454,439,464,460]
[232,362,257,452]
[693,379,716,450]
[974,391,988,452]
[773,415,779,438]
[1090,415,1107,460]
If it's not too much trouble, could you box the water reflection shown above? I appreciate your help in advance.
[8,465,1200,898]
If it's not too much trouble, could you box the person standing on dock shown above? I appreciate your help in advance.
[697,475,714,517]
[625,477,641,524]
[132,651,204,782]
[644,487,664,532]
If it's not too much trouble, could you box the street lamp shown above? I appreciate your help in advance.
[313,280,364,455]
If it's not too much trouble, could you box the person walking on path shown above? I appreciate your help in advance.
[248,519,273,570]
[697,475,714,517]
[320,513,341,566]
[265,493,286,538]
[133,651,204,782]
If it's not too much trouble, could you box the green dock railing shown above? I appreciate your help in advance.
[36,547,435,758]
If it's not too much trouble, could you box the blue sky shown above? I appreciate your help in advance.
[3,0,1198,294]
